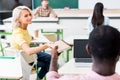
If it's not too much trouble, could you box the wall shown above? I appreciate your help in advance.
[79,0,120,9]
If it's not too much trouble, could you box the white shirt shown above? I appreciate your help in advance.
[87,16,109,33]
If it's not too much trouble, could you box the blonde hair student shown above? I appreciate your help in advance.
[12,6,32,29]
[11,6,52,80]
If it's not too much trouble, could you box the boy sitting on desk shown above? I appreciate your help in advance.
[46,25,120,80]
[33,0,57,18]
[33,0,57,38]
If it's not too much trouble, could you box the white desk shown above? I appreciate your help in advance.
[55,9,120,18]
[28,23,66,40]
[54,9,120,37]
[0,56,22,79]
[58,58,120,75]
[28,23,66,30]
[31,34,50,44]
[32,17,58,23]
[3,17,65,40]
[3,17,59,32]
[3,17,58,23]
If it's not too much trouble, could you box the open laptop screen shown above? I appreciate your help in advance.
[74,39,92,62]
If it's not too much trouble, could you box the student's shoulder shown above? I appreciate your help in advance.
[36,6,42,10]
[48,6,53,10]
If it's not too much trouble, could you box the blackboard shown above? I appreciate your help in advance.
[33,0,78,9]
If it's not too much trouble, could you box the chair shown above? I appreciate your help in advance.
[4,48,38,80]
[0,38,4,56]
[0,25,12,56]
[43,33,57,42]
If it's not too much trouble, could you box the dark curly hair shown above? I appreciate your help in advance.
[88,25,120,60]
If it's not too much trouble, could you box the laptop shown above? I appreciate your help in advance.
[73,39,92,67]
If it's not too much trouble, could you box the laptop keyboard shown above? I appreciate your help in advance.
[74,58,92,67]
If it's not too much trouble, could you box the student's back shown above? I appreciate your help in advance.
[87,2,109,33]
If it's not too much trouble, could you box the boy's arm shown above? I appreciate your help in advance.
[49,8,57,18]
[49,46,59,71]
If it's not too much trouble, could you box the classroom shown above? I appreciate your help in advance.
[0,0,120,80]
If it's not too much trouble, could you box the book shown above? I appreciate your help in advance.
[50,40,71,53]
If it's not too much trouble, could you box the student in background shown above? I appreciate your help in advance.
[87,2,109,33]
[33,0,57,38]
[11,6,53,80]
[33,0,57,18]
[46,25,120,80]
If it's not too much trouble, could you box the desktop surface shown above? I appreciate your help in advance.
[0,57,22,79]
[58,58,120,75]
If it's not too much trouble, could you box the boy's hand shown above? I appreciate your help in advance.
[51,46,61,59]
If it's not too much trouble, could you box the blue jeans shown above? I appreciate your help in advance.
[37,52,51,79]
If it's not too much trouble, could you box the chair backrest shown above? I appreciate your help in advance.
[20,51,37,64]
[0,38,5,56]
[4,48,37,80]
[4,48,37,64]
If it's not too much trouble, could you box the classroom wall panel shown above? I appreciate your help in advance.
[79,0,120,9]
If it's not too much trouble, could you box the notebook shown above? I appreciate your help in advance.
[50,40,71,53]
[73,39,92,67]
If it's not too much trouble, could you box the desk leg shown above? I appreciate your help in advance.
[0,41,4,56]
[40,29,63,40]
[56,29,63,40]
[66,48,72,62]
[56,29,59,40]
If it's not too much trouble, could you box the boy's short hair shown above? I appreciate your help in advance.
[88,25,120,60]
